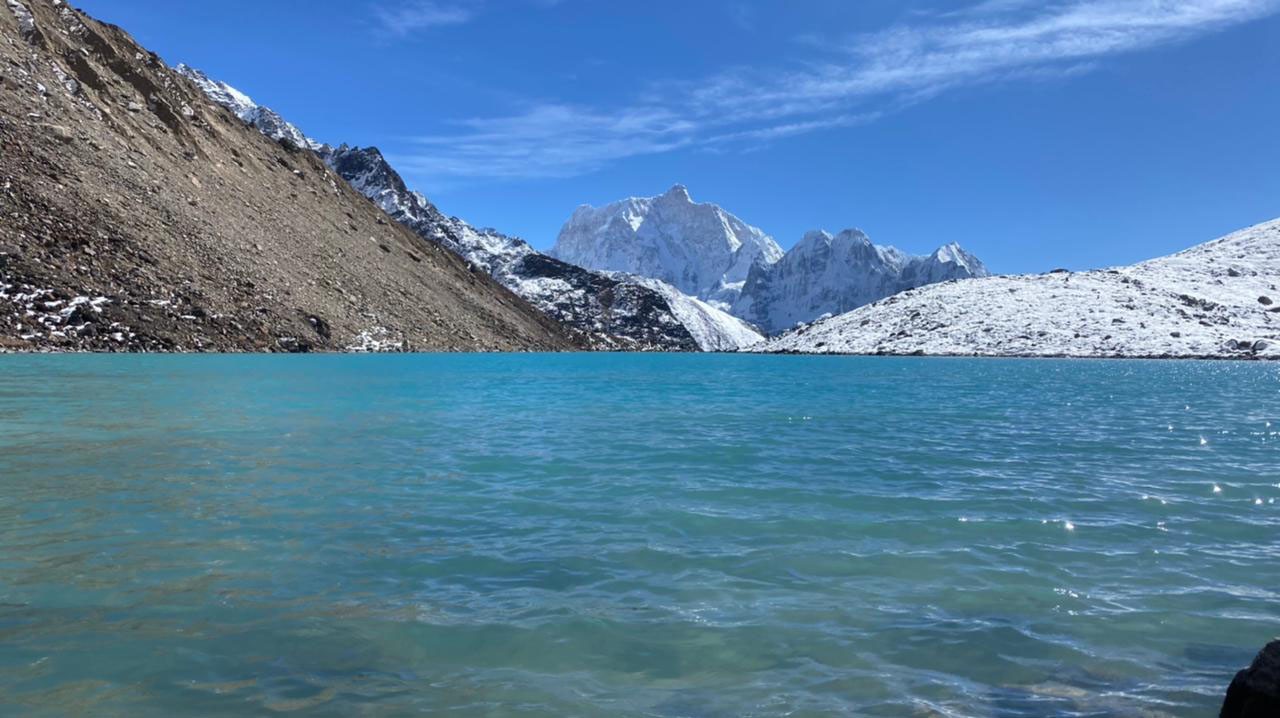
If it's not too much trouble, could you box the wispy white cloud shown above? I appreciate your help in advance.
[373,0,476,36]
[398,0,1280,184]
[393,105,696,180]
[372,0,568,36]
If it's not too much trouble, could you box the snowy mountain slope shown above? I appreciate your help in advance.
[175,65,322,151]
[734,229,989,334]
[761,219,1280,359]
[550,187,987,333]
[627,277,764,352]
[316,146,762,351]
[176,69,761,351]
[551,185,785,306]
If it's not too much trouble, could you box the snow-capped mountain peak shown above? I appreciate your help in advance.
[661,183,693,202]
[552,185,784,306]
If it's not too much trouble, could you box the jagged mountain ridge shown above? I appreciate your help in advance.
[551,188,989,335]
[552,186,786,307]
[761,219,1280,359]
[0,0,574,352]
[175,67,763,351]
[733,229,990,334]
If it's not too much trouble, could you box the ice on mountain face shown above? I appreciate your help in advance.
[733,229,989,335]
[175,64,323,151]
[551,185,784,305]
[625,276,763,352]
[760,218,1280,359]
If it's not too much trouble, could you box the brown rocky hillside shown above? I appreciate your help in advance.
[0,0,578,352]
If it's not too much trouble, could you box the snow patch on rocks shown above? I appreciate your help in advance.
[6,0,37,42]
[0,277,112,343]
[347,327,405,353]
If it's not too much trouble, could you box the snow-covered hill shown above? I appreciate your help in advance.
[552,185,785,307]
[176,68,761,351]
[761,219,1280,359]
[733,229,988,334]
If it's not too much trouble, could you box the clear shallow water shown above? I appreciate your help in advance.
[0,355,1277,718]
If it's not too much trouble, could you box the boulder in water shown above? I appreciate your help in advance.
[1221,640,1280,717]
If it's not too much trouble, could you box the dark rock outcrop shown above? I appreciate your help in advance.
[1221,640,1280,718]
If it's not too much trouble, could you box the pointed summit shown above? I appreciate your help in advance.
[662,184,692,202]
[552,187,783,302]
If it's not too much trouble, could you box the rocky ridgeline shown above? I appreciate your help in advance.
[733,229,988,334]
[0,0,575,352]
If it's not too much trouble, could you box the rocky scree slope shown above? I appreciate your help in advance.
[733,228,989,334]
[762,218,1280,359]
[0,0,574,352]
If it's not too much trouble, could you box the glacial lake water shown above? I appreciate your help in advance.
[0,354,1277,717]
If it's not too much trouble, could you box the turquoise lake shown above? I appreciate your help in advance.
[0,354,1277,717]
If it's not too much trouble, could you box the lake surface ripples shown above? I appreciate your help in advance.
[0,355,1277,716]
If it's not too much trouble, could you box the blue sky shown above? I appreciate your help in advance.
[76,0,1280,273]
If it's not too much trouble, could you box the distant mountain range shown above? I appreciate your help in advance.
[180,65,983,348]
[554,188,988,334]
[734,230,987,334]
